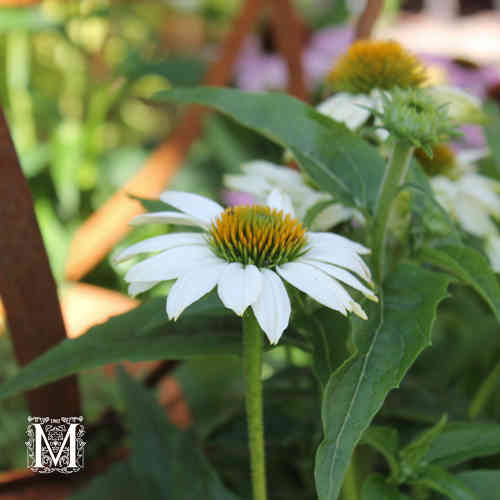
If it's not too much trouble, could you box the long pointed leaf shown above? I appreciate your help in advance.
[315,262,451,500]
[153,87,386,209]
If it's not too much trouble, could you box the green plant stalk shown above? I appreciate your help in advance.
[372,139,415,285]
[342,450,359,500]
[243,310,268,500]
[469,359,500,419]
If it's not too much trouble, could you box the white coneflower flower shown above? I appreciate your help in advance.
[115,190,377,344]
[319,40,482,140]
[224,160,358,231]
[430,153,500,271]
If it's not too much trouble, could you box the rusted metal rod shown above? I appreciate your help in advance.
[0,109,80,417]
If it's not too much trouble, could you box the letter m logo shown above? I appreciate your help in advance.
[26,417,85,473]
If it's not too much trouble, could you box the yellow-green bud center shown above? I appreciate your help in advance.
[208,205,307,267]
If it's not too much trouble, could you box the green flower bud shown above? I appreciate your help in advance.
[375,88,461,152]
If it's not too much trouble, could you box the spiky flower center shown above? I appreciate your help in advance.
[415,143,456,177]
[208,205,307,267]
[327,40,427,94]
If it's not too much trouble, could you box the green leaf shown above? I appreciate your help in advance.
[315,262,451,500]
[361,475,410,500]
[412,467,478,500]
[120,52,205,86]
[0,294,241,400]
[72,462,143,499]
[117,368,239,499]
[484,101,500,177]
[361,427,400,478]
[419,244,500,323]
[296,308,351,388]
[455,470,500,500]
[153,87,386,210]
[128,194,175,213]
[75,369,240,499]
[399,415,448,474]
[424,422,500,467]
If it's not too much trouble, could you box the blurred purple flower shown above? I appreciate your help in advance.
[421,55,500,150]
[234,26,353,92]
[421,54,500,98]
[220,189,254,207]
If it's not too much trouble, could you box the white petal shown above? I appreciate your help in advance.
[454,197,496,237]
[308,232,371,255]
[300,258,377,302]
[223,173,270,197]
[305,244,372,283]
[266,189,296,217]
[310,203,357,231]
[167,263,227,320]
[160,191,224,224]
[128,281,159,296]
[485,235,500,273]
[125,245,218,282]
[217,263,262,316]
[251,269,291,344]
[317,93,372,130]
[351,301,368,320]
[277,262,353,316]
[129,211,208,229]
[113,233,205,263]
[243,160,303,188]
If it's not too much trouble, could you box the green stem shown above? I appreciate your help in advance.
[243,311,267,500]
[469,359,500,419]
[342,450,359,500]
[372,139,414,285]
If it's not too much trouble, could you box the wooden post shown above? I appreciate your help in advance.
[355,0,384,40]
[271,0,308,101]
[0,109,80,417]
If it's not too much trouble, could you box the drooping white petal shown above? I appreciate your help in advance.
[308,232,371,255]
[351,301,368,320]
[300,258,377,302]
[317,93,372,130]
[166,262,227,320]
[128,281,159,296]
[305,245,372,283]
[277,262,353,316]
[311,202,358,231]
[125,245,218,282]
[217,263,262,316]
[266,189,296,217]
[129,211,208,229]
[454,197,497,237]
[223,173,271,197]
[160,191,224,224]
[243,160,304,189]
[251,269,291,344]
[458,174,500,216]
[113,233,205,263]
[485,234,500,272]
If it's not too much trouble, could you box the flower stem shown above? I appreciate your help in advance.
[469,359,500,419]
[243,310,267,500]
[372,139,414,285]
[342,450,359,500]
